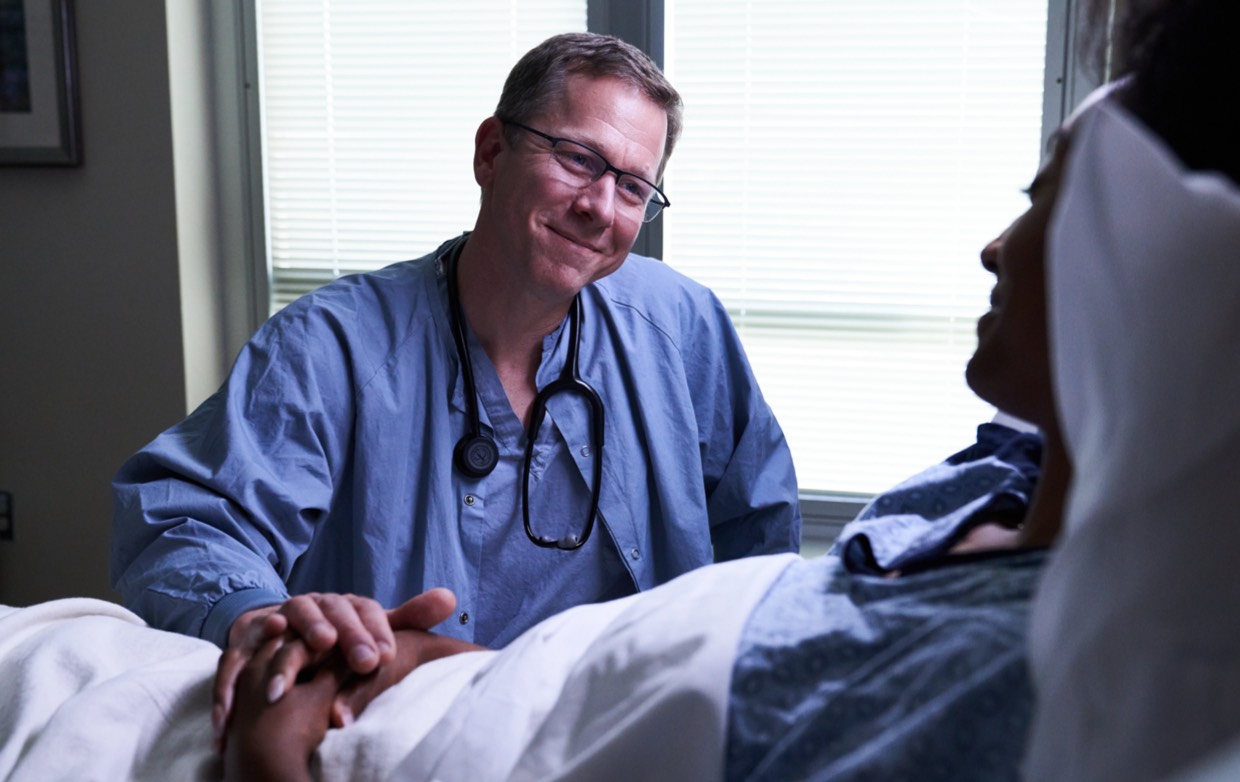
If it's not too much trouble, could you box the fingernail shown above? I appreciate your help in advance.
[351,644,377,667]
[211,704,225,748]
[309,622,333,646]
[267,676,285,703]
[339,706,354,727]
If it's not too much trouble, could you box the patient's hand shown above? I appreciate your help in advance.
[223,621,486,780]
[257,590,485,727]
[330,624,487,728]
[224,638,347,782]
[213,589,460,750]
[213,592,394,749]
[220,592,481,778]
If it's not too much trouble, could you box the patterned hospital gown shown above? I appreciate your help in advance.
[726,423,1046,781]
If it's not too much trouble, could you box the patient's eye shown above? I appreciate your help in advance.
[1022,173,1045,201]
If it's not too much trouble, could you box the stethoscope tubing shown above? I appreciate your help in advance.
[445,238,604,550]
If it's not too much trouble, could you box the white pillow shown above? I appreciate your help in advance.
[1024,99,1240,781]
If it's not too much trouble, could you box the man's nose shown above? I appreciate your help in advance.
[573,173,618,222]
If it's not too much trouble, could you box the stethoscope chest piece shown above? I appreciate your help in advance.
[454,432,499,478]
[447,239,501,479]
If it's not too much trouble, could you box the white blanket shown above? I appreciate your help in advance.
[0,599,221,781]
[0,554,796,781]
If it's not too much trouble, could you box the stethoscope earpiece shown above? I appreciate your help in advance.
[531,533,583,551]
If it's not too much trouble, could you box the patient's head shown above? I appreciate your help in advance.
[969,0,1240,432]
[963,71,1124,435]
[965,140,1068,434]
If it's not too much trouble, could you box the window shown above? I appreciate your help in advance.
[255,0,588,308]
[248,1,1070,523]
[663,0,1049,498]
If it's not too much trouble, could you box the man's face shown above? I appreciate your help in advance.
[474,74,668,304]
[965,142,1069,428]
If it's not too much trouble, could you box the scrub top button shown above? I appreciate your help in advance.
[464,494,476,506]
[459,611,470,625]
[630,548,640,560]
[580,446,591,457]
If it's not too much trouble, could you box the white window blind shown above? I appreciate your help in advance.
[663,0,1048,495]
[256,1,587,308]
[254,1,1052,498]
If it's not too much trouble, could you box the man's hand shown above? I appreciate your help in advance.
[221,595,485,781]
[212,592,394,749]
[331,588,481,727]
[212,589,465,749]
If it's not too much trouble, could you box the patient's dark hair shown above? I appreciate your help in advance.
[494,32,683,179]
[1086,0,1240,184]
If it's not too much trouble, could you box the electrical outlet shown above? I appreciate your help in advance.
[0,491,12,541]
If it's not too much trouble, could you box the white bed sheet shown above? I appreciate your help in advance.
[1,553,796,782]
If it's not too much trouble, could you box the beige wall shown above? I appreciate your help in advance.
[0,2,235,605]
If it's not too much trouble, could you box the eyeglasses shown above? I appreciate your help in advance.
[503,120,671,223]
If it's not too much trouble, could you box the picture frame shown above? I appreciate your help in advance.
[0,0,80,166]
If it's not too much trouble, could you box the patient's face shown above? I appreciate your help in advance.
[965,141,1069,428]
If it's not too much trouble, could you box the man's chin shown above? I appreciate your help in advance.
[543,252,626,287]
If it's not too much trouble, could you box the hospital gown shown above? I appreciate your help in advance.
[727,423,1045,781]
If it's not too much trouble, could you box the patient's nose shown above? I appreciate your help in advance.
[980,236,1002,273]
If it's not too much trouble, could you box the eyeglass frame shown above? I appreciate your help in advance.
[500,119,671,223]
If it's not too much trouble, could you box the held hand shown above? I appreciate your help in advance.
[329,588,478,727]
[212,593,395,750]
[224,638,349,782]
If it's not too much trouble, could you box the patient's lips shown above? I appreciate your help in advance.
[988,283,1006,311]
[977,309,997,336]
[977,288,1002,334]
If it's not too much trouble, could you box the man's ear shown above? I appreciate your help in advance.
[474,116,506,188]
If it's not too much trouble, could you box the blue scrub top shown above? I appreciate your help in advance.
[111,235,801,648]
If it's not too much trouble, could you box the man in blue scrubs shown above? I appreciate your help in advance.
[109,32,800,739]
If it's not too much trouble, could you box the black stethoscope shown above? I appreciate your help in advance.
[445,239,605,550]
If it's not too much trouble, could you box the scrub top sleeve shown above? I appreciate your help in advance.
[707,400,802,560]
[692,293,802,559]
[110,302,360,641]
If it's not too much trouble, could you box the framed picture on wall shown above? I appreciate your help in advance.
[0,0,80,165]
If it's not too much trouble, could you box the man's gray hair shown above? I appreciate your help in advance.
[494,32,683,179]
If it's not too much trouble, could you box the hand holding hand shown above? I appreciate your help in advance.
[330,588,483,727]
[212,592,394,749]
[219,588,485,779]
